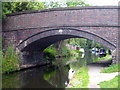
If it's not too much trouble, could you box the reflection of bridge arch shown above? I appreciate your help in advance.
[17,28,116,52]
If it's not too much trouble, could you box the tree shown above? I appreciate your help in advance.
[48,1,62,8]
[2,1,45,20]
[86,39,92,49]
[66,0,89,7]
[2,0,90,20]
[44,0,89,8]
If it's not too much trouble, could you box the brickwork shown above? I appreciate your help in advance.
[2,6,119,65]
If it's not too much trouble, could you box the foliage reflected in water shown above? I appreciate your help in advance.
[2,72,21,88]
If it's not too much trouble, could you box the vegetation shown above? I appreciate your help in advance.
[93,55,111,62]
[2,0,90,73]
[66,1,89,7]
[43,41,83,62]
[74,50,83,54]
[2,0,90,20]
[99,75,120,88]
[100,63,120,73]
[2,45,20,74]
[43,65,57,81]
[59,43,83,57]
[43,47,56,62]
[46,1,62,8]
[2,72,20,88]
[66,38,106,50]
[2,1,119,89]
[99,61,119,88]
[46,0,89,8]
[66,67,89,88]
[2,1,46,19]
[56,40,72,56]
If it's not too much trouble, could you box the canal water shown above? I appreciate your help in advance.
[2,51,99,88]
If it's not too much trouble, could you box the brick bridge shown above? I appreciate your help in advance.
[2,6,119,68]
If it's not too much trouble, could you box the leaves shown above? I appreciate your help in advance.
[2,45,20,74]
[66,1,88,7]
[2,2,45,20]
[2,0,90,20]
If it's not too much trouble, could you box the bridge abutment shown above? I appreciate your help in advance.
[112,49,118,64]
[112,56,117,64]
[20,51,45,69]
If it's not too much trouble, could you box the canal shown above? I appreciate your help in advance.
[2,51,100,88]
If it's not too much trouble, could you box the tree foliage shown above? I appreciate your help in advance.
[66,1,89,7]
[46,0,89,8]
[2,0,89,20]
[2,1,45,19]
[65,38,105,49]
[48,1,62,8]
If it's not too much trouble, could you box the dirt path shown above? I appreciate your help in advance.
[88,56,118,88]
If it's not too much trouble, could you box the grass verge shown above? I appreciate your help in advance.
[100,63,120,73]
[99,62,120,89]
[98,75,120,88]
[66,67,89,88]
[93,55,111,62]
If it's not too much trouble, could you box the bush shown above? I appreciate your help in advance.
[43,47,56,61]
[60,44,71,56]
[74,50,83,54]
[2,45,20,74]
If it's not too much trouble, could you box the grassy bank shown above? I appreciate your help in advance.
[66,67,89,88]
[2,45,20,74]
[93,55,111,62]
[99,62,120,88]
[99,75,120,88]
[100,63,120,73]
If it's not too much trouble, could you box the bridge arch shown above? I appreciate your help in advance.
[17,28,116,52]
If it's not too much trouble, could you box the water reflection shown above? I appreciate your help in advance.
[2,51,99,88]
[43,59,69,88]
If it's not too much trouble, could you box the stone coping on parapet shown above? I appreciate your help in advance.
[7,6,119,16]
